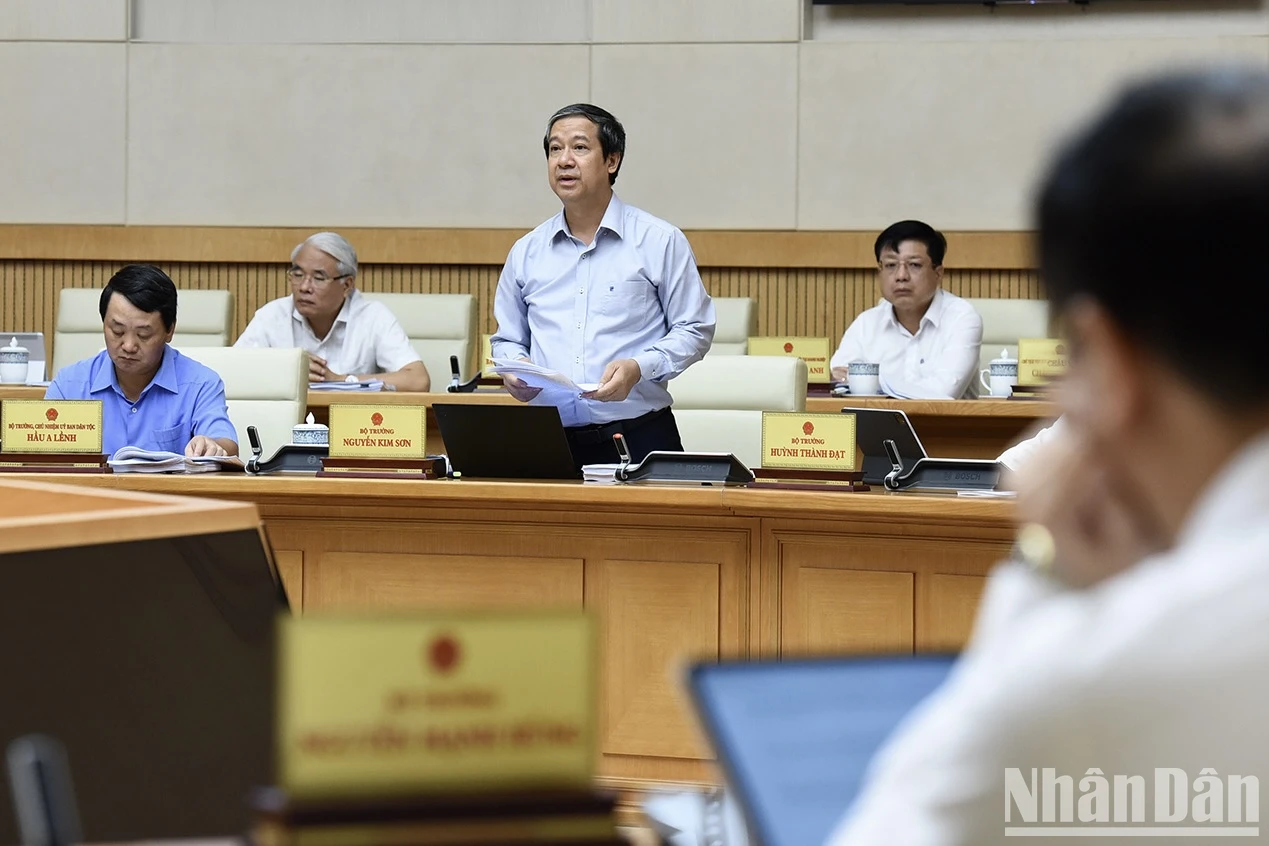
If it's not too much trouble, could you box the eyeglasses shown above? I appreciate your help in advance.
[878,259,928,276]
[288,268,350,287]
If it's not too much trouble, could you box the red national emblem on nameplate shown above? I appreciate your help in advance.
[1055,344,1067,356]
[45,408,58,422]
[427,635,460,674]
[371,412,384,426]
[803,421,814,435]
[783,342,794,353]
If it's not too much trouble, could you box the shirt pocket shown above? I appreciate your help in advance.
[597,279,651,317]
[151,424,186,452]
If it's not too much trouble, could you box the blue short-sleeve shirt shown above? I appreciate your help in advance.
[45,346,238,455]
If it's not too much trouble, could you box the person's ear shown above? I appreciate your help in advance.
[164,321,176,343]
[1061,299,1148,441]
[607,152,621,177]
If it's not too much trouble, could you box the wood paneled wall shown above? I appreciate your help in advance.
[0,226,1042,353]
[0,260,1042,350]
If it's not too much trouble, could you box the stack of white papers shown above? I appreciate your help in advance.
[308,380,384,392]
[581,463,624,484]
[108,447,243,474]
[490,359,598,404]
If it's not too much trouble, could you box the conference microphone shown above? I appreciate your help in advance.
[6,735,81,846]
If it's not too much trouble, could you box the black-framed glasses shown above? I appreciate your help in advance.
[288,268,350,287]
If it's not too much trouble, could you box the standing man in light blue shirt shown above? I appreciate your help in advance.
[46,265,239,457]
[491,103,716,467]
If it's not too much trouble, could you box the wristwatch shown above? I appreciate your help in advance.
[1013,523,1057,576]
[345,374,358,383]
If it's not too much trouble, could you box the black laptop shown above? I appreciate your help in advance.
[433,403,580,479]
[841,407,928,485]
[0,530,284,843]
[688,655,956,846]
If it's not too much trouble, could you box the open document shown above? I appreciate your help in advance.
[308,380,384,392]
[490,358,599,404]
[108,447,244,474]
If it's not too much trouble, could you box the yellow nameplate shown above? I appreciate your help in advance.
[1017,338,1070,386]
[480,334,495,375]
[0,399,104,454]
[278,611,596,798]
[747,337,831,383]
[760,411,857,471]
[328,404,427,459]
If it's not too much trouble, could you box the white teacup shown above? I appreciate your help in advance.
[979,350,1018,398]
[846,361,881,396]
[0,337,29,384]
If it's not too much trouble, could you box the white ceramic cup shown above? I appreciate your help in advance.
[979,351,1019,398]
[846,361,881,396]
[0,337,29,384]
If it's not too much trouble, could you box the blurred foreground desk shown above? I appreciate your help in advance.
[28,473,1014,810]
[304,389,1056,459]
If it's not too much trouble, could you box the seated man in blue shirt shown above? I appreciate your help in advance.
[46,265,239,457]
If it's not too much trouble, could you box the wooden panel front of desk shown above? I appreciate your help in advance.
[24,474,1013,800]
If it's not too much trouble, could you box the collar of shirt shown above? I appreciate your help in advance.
[549,193,627,246]
[882,287,948,336]
[88,344,179,400]
[291,288,360,337]
[1176,431,1269,550]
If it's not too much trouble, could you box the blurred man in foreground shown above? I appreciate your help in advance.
[831,68,1269,844]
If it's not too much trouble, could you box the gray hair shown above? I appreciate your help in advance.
[292,232,358,278]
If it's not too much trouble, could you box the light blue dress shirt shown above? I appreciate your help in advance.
[46,346,238,455]
[492,194,715,426]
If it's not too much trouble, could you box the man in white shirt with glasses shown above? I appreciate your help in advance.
[235,231,430,392]
[829,220,983,399]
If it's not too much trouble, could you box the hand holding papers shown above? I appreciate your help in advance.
[490,358,599,404]
[108,446,243,473]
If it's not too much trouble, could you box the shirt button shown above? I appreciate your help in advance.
[576,323,582,329]
[581,254,588,261]
[575,357,581,364]
[578,288,585,294]
[131,407,138,414]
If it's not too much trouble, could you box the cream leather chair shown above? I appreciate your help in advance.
[708,297,756,355]
[52,287,233,376]
[965,298,1051,374]
[361,293,477,385]
[176,346,307,454]
[668,355,808,469]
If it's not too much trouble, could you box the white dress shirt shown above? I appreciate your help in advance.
[829,432,1269,845]
[234,289,420,378]
[491,194,715,426]
[829,289,983,399]
[998,417,1065,472]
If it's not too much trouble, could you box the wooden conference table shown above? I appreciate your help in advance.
[306,389,1057,459]
[21,470,1016,810]
[0,385,1056,458]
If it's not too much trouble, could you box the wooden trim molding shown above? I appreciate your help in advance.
[0,225,1038,269]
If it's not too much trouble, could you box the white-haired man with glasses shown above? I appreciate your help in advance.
[235,232,430,391]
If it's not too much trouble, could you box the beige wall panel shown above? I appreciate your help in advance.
[808,1,1269,42]
[798,36,1269,230]
[0,0,127,41]
[131,0,589,44]
[593,0,799,44]
[592,44,798,229]
[126,44,587,227]
[0,44,126,224]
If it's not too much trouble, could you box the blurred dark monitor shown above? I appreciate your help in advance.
[0,529,286,843]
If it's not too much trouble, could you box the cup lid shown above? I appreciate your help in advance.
[991,348,1018,363]
[2,337,27,354]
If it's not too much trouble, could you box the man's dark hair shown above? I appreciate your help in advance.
[99,264,178,331]
[874,220,948,267]
[1037,68,1269,408]
[543,104,626,185]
